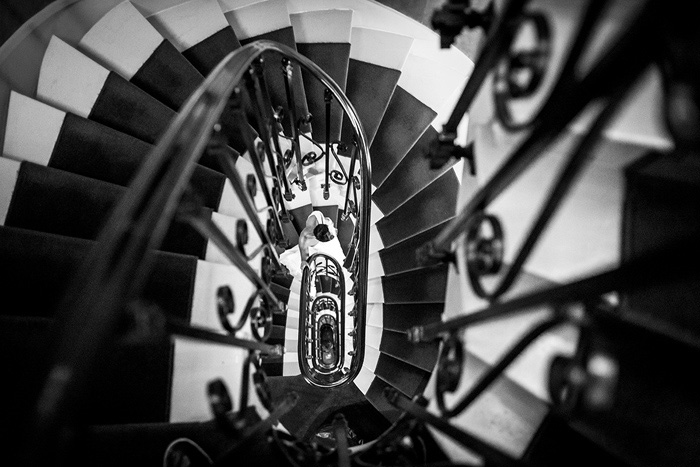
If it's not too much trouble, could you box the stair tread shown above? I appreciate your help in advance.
[78,1,204,111]
[374,352,430,398]
[372,126,457,215]
[2,161,216,259]
[375,221,450,277]
[371,265,449,304]
[382,303,444,333]
[380,329,439,372]
[38,37,175,144]
[146,0,241,75]
[340,27,413,145]
[373,170,459,249]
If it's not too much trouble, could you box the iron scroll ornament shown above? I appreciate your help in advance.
[493,11,552,131]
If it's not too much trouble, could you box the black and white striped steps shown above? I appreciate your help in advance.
[0,0,479,450]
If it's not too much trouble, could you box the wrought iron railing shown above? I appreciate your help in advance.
[392,0,700,464]
[18,0,700,465]
[20,40,370,465]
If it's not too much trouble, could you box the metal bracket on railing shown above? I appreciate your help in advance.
[427,134,476,172]
[431,0,495,49]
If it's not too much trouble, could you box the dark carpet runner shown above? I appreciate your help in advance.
[369,86,437,187]
[297,42,351,142]
[130,39,204,110]
[374,170,459,249]
[3,162,223,259]
[380,265,449,304]
[182,28,241,75]
[342,60,402,145]
[89,71,176,144]
[373,126,458,215]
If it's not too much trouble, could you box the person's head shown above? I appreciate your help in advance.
[313,224,334,242]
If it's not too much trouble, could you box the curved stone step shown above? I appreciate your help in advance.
[379,302,444,333]
[37,37,175,144]
[379,329,438,373]
[370,170,459,254]
[0,158,254,263]
[368,221,449,279]
[3,92,240,211]
[78,1,204,110]
[374,352,430,399]
[137,0,241,75]
[340,27,413,146]
[372,127,461,218]
[369,53,466,188]
[367,265,449,305]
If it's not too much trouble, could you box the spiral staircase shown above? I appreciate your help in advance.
[0,0,480,462]
[2,0,700,466]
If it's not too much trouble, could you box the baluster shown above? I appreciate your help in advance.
[178,200,285,314]
[282,58,307,190]
[248,59,294,220]
[324,88,332,200]
[342,141,358,219]
[225,89,287,248]
[208,127,287,273]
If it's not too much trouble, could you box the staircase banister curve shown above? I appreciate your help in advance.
[22,39,371,464]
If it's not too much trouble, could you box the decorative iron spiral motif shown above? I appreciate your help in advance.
[235,219,248,251]
[250,305,273,342]
[464,212,505,298]
[548,354,582,416]
[493,11,552,131]
[246,174,257,199]
[207,378,233,416]
[255,140,266,162]
[261,254,272,285]
[436,333,464,394]
[283,148,293,167]
[330,169,347,184]
[216,285,236,334]
[301,151,323,166]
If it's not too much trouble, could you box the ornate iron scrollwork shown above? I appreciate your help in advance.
[436,333,465,394]
[465,212,505,297]
[250,305,273,342]
[207,378,235,431]
[493,11,552,131]
[330,169,346,185]
[217,285,236,334]
[302,150,323,166]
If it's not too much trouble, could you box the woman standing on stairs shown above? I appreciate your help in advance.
[299,210,337,263]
